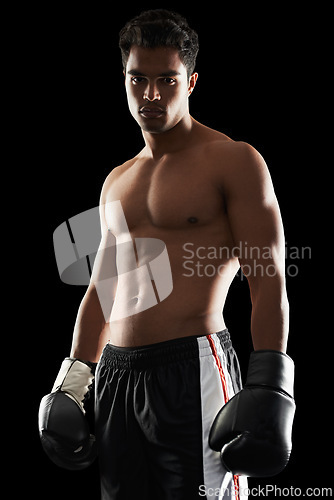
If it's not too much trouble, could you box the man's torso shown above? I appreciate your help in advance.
[99,123,241,346]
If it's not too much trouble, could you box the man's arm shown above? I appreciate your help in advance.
[208,142,295,477]
[222,142,289,352]
[39,172,118,469]
[70,283,109,363]
[70,178,117,363]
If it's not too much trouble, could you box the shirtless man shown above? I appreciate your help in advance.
[39,10,295,500]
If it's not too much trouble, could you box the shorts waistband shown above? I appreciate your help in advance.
[99,330,231,370]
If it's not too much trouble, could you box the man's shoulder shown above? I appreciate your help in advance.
[99,157,138,203]
[205,135,258,159]
[195,122,258,160]
[202,132,264,172]
[103,157,138,183]
[199,129,270,193]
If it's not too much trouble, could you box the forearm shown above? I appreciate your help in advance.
[70,284,109,363]
[248,274,289,352]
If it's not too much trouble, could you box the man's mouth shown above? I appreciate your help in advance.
[139,106,165,118]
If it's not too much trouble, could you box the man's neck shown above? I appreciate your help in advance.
[141,114,196,160]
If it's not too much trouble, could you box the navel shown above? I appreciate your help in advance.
[187,217,198,224]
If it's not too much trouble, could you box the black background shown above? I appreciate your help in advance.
[18,3,328,498]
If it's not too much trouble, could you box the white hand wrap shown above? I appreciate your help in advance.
[51,358,95,412]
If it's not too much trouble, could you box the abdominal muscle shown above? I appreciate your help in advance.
[104,236,240,347]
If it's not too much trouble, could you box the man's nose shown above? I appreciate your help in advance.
[143,83,161,101]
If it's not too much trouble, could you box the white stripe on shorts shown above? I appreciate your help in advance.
[197,334,248,500]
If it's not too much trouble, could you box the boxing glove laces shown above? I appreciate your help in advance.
[38,358,97,470]
[209,350,295,477]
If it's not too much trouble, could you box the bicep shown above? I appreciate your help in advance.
[223,144,286,277]
[90,175,117,285]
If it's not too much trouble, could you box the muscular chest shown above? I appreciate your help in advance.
[105,157,223,234]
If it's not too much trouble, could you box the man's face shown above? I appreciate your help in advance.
[124,46,197,134]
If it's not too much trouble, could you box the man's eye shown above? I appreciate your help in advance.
[131,77,145,84]
[164,78,176,85]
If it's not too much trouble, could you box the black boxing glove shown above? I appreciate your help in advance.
[38,358,97,470]
[209,350,295,477]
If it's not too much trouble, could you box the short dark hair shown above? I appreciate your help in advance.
[119,9,199,78]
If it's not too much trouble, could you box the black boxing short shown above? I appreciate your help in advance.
[95,330,248,499]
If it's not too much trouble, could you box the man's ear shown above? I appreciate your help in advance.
[188,72,198,96]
